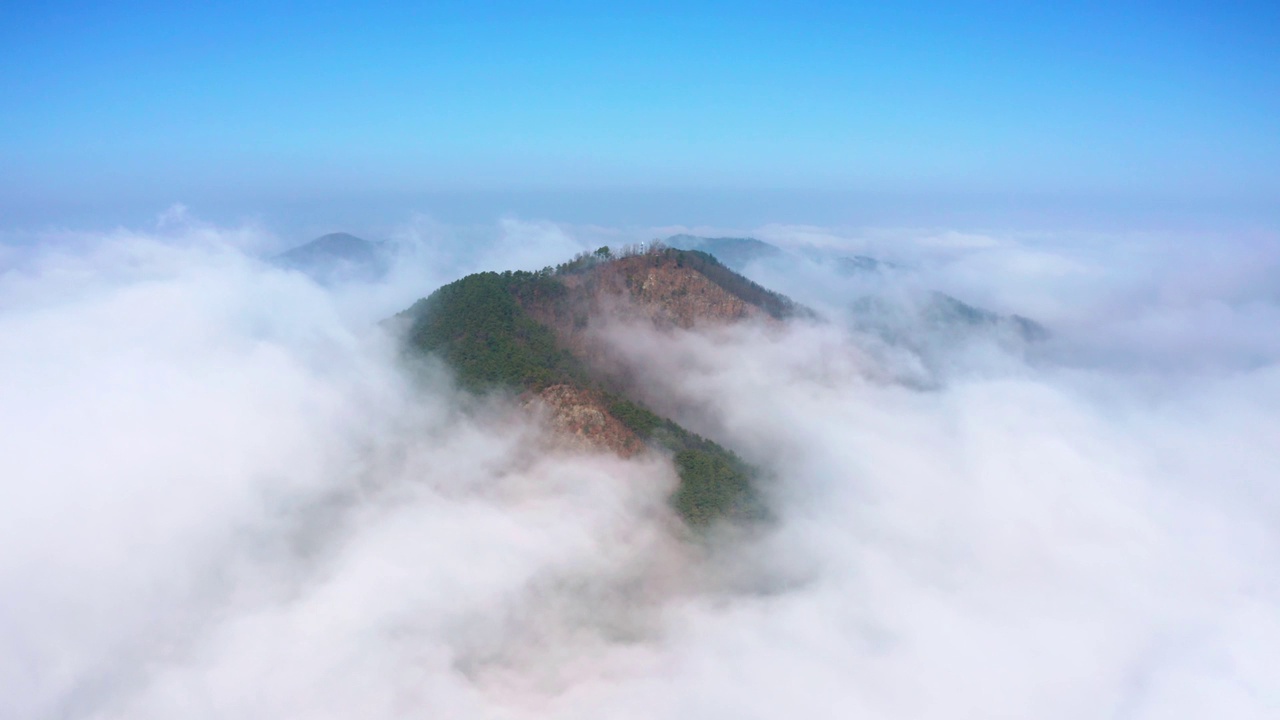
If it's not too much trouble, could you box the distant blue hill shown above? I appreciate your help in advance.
[273,232,390,284]
[827,253,893,275]
[922,292,1048,342]
[663,234,784,270]
[664,233,887,274]
[852,291,1048,344]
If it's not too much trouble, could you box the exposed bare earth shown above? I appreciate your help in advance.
[557,254,762,329]
[528,384,644,457]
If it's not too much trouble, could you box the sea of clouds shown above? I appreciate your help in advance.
[1,210,1278,719]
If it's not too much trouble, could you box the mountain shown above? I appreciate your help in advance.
[828,253,892,275]
[666,233,890,276]
[922,292,1048,342]
[852,291,1048,347]
[388,242,1045,524]
[663,234,784,271]
[393,244,807,527]
[274,232,390,284]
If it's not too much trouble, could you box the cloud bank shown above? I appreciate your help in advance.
[1,214,1278,719]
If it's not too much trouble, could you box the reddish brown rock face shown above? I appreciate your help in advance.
[530,384,645,458]
[526,254,766,347]
[628,263,752,327]
[559,254,763,329]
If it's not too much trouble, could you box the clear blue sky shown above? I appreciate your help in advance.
[3,1,1277,232]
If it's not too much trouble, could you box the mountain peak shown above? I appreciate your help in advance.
[548,245,805,328]
[274,232,388,283]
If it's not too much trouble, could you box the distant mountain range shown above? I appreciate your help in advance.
[664,234,888,274]
[274,231,1046,349]
[851,291,1048,347]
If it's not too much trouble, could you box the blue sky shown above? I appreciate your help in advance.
[3,1,1278,233]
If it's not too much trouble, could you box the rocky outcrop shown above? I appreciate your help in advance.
[626,262,753,327]
[582,253,763,328]
[530,384,644,457]
[528,253,767,347]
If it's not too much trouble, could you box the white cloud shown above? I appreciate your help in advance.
[1,214,1278,718]
[583,313,1280,719]
[915,229,1002,249]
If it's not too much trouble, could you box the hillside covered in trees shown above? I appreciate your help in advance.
[394,243,796,527]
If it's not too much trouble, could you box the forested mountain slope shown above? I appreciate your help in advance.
[393,244,805,527]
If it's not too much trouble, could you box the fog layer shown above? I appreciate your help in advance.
[1,217,1277,719]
